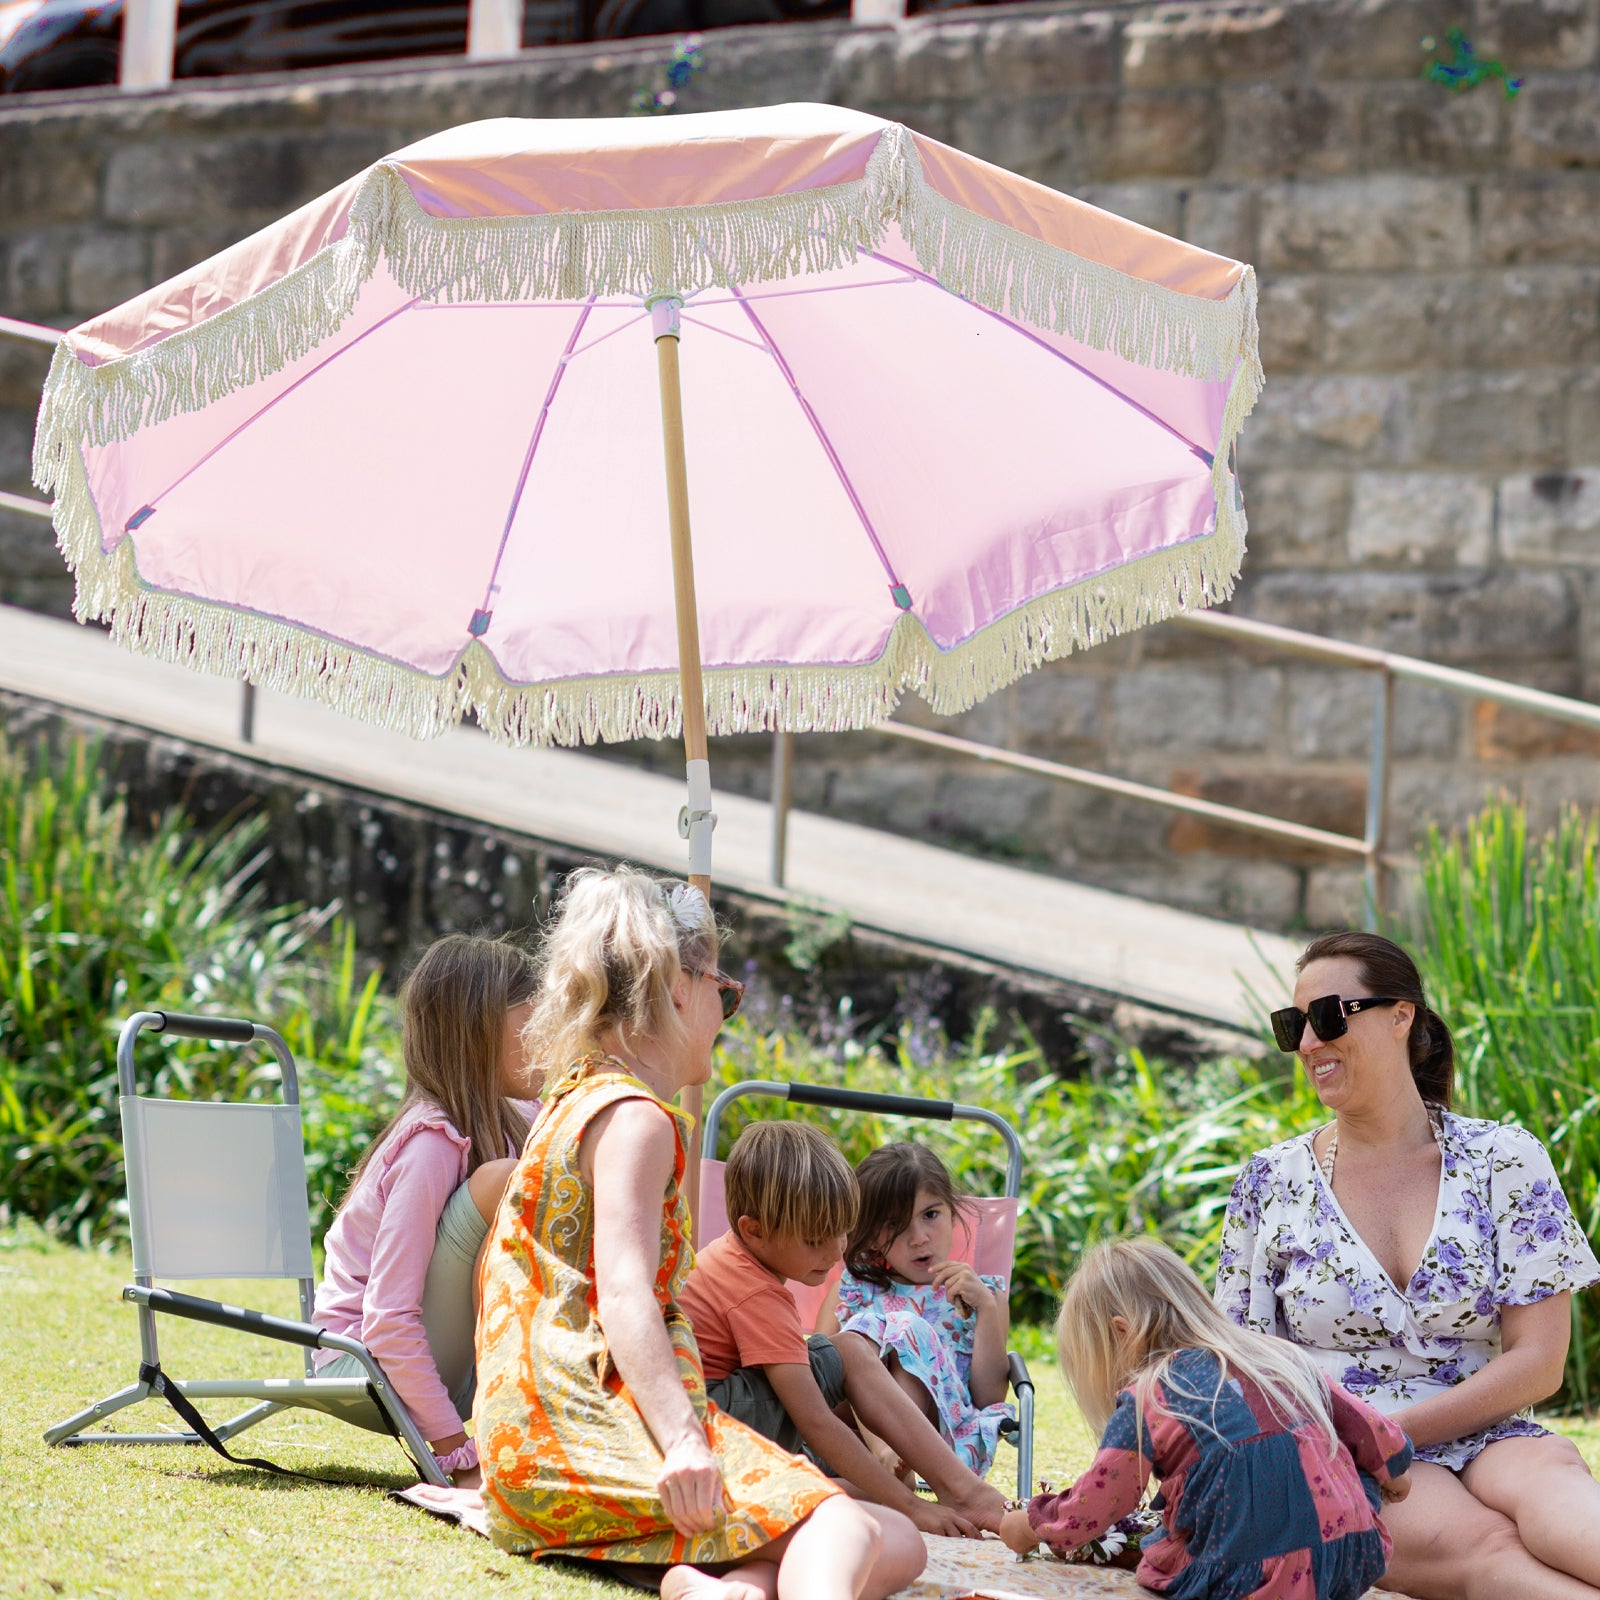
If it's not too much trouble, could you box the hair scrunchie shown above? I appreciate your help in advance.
[434,1437,479,1477]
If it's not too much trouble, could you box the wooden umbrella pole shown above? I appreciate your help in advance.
[652,294,710,1245]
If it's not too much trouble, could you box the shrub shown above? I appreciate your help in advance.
[0,729,403,1244]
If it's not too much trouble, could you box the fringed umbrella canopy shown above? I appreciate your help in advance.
[34,103,1260,746]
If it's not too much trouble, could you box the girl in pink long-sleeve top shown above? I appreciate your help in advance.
[1000,1238,1413,1599]
[312,935,538,1485]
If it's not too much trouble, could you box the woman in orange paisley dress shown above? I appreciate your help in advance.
[475,865,926,1600]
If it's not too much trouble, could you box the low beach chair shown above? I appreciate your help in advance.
[698,1078,1035,1499]
[44,1009,449,1485]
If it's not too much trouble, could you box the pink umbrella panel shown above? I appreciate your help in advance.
[35,104,1262,748]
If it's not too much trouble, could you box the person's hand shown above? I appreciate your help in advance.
[1380,1470,1411,1504]
[999,1508,1040,1555]
[450,1462,483,1491]
[931,1260,994,1315]
[908,1499,979,1539]
[656,1431,728,1536]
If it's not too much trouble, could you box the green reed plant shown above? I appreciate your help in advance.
[0,730,403,1244]
[1411,797,1600,1409]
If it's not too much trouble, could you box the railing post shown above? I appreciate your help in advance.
[851,0,908,18]
[239,682,256,745]
[120,0,178,90]
[770,731,794,887]
[467,0,522,58]
[1363,669,1394,928]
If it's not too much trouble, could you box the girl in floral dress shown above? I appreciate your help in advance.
[819,1143,1014,1478]
[474,867,925,1600]
[1217,929,1600,1600]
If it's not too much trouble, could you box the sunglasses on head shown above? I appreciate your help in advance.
[700,969,745,1021]
[1269,994,1399,1053]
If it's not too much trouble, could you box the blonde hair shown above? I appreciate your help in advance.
[525,864,718,1083]
[726,1122,858,1242]
[346,933,537,1194]
[1057,1237,1337,1460]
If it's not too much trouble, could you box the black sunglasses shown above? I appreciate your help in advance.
[699,969,745,1021]
[1269,995,1399,1053]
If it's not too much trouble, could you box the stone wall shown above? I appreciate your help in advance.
[3,0,1597,929]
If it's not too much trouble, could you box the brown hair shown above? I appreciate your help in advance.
[345,933,537,1195]
[726,1122,858,1243]
[845,1142,975,1291]
[1298,929,1454,1107]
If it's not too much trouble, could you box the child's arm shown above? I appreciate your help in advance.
[816,1280,843,1336]
[932,1263,1010,1408]
[1326,1379,1414,1490]
[761,1363,978,1538]
[1012,1391,1154,1557]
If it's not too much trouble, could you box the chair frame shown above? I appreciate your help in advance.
[701,1077,1035,1499]
[44,1009,449,1485]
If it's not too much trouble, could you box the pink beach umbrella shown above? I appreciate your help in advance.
[33,103,1262,1200]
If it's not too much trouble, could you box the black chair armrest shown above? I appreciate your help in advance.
[1007,1350,1034,1393]
[124,1285,325,1350]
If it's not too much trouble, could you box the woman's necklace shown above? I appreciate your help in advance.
[1319,1104,1444,1186]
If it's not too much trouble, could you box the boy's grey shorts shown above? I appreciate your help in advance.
[706,1333,845,1460]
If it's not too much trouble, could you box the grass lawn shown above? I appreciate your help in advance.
[4,1227,1597,1599]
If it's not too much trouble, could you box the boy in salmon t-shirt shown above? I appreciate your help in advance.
[680,1122,1004,1537]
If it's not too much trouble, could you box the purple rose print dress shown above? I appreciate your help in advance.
[1214,1111,1600,1471]
[835,1270,1015,1476]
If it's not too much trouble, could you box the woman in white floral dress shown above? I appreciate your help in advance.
[1216,931,1600,1600]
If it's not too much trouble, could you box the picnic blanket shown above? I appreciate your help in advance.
[397,1485,1157,1596]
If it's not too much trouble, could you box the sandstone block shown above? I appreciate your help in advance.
[0,513,74,616]
[1181,184,1257,262]
[1238,468,1350,567]
[1346,472,1494,566]
[1303,0,1471,79]
[1472,699,1600,759]
[1473,0,1599,69]
[1166,766,1367,862]
[1235,569,1577,664]
[0,136,100,224]
[1256,274,1323,372]
[1286,671,1461,760]
[1414,370,1567,469]
[829,21,985,103]
[974,12,1119,95]
[1478,174,1600,264]
[1072,183,1183,238]
[1320,276,1436,372]
[1093,853,1306,926]
[1219,84,1362,179]
[0,338,53,412]
[1258,176,1473,273]
[1499,468,1600,563]
[1052,782,1174,863]
[1571,372,1600,461]
[1076,90,1220,181]
[1304,865,1369,929]
[0,408,32,486]
[1361,80,1505,173]
[1,230,70,320]
[1510,75,1600,168]
[1575,571,1600,700]
[66,231,149,318]
[150,223,256,284]
[1121,4,1297,88]
[104,130,395,225]
[1111,665,1283,753]
[1013,668,1104,745]
[947,96,1076,189]
[1247,375,1411,467]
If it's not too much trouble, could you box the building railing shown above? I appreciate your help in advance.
[7,313,1600,923]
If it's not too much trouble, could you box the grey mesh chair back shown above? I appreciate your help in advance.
[45,1010,449,1485]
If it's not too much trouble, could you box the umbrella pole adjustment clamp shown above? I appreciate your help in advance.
[677,805,718,839]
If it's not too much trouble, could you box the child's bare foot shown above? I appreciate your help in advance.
[941,1481,1006,1534]
[660,1562,776,1600]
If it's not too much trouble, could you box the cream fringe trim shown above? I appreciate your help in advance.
[34,123,1261,744]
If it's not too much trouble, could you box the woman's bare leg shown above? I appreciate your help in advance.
[764,1497,922,1600]
[1461,1435,1600,1589]
[660,1561,778,1600]
[832,1331,1005,1531]
[1379,1461,1600,1600]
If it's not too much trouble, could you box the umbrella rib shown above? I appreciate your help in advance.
[863,249,1213,465]
[726,284,906,602]
[121,297,422,526]
[473,296,597,625]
